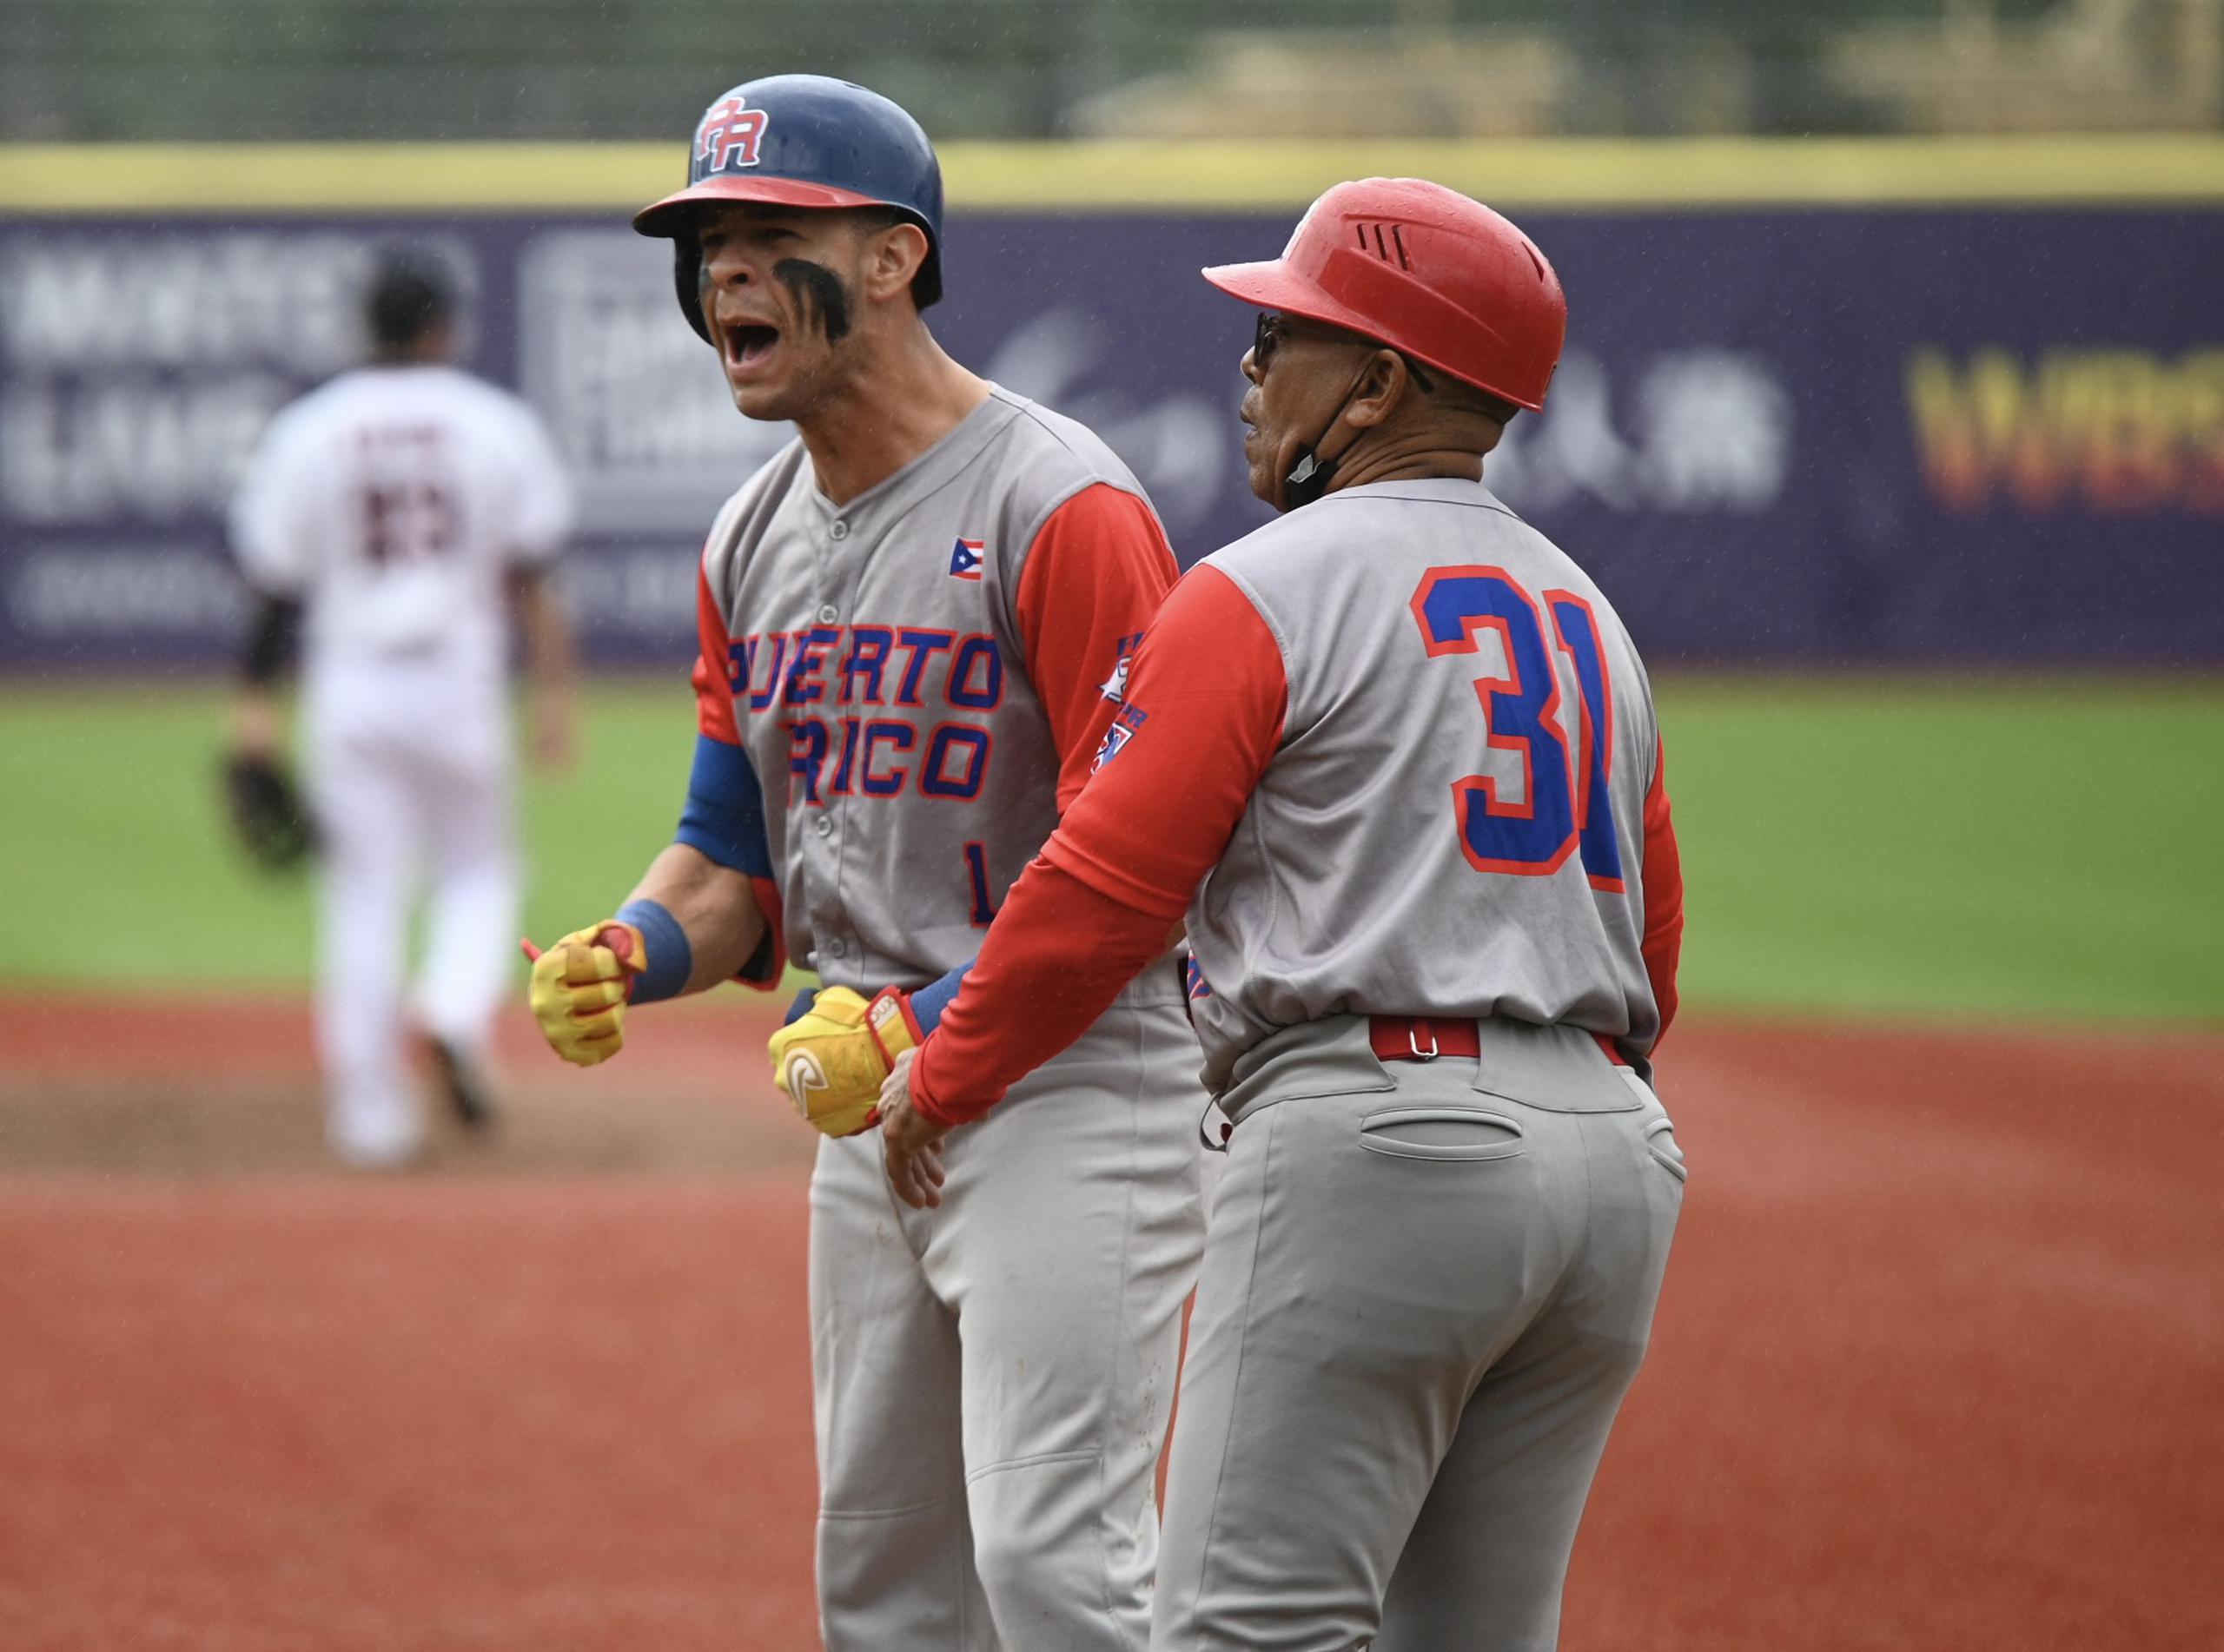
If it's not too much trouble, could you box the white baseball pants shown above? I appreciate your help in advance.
[304,664,518,1166]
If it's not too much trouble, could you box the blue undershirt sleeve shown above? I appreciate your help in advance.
[678,734,969,1019]
[780,964,971,1029]
[674,732,772,878]
[909,961,971,1033]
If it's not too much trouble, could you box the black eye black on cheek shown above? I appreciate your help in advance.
[773,259,853,344]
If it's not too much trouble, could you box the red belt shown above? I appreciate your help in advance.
[1369,1016,1481,1061]
[1369,1015,1629,1067]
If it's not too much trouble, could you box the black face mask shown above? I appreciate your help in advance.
[1280,364,1373,512]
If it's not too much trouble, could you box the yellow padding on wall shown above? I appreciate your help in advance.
[2,135,2221,215]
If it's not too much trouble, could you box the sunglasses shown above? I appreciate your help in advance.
[1252,312,1434,393]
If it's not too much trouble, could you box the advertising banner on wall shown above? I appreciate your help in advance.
[3,204,2218,671]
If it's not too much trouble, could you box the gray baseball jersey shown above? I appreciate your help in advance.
[911,474,1684,1113]
[681,385,1206,1652]
[1177,477,1678,1092]
[689,385,1178,992]
[1031,477,1682,1094]
[904,472,1687,1650]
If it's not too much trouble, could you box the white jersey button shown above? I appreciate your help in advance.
[813,814,834,837]
[815,603,839,624]
[830,521,850,540]
[826,937,849,959]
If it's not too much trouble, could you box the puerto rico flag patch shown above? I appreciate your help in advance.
[1092,703,1148,771]
[948,537,985,581]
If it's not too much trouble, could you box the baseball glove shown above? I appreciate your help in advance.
[222,753,317,872]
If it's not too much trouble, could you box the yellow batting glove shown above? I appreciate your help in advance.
[526,922,645,1067]
[769,986,923,1138]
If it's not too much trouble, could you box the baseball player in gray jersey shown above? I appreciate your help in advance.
[880,178,1688,1649]
[524,76,1206,1649]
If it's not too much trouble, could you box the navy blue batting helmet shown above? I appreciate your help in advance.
[635,75,945,342]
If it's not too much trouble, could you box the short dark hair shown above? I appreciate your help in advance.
[365,257,452,352]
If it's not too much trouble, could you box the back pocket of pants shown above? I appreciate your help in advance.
[1358,1106,1526,1163]
[1644,1116,1687,1182]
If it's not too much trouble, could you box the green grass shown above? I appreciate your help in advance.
[3,679,698,990]
[3,677,2220,1026]
[1659,677,2224,1026]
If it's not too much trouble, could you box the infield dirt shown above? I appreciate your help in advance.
[3,995,2220,1650]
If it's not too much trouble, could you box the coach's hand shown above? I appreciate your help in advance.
[879,1051,950,1211]
[525,922,645,1067]
[768,985,921,1138]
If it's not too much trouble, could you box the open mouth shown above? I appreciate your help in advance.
[721,322,781,373]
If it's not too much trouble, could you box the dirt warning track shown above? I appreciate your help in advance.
[2,998,2219,1650]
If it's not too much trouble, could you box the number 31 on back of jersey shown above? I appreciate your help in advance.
[1410,565,1625,893]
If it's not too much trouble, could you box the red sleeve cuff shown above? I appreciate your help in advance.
[867,987,927,1067]
[908,1042,970,1128]
[733,874,787,990]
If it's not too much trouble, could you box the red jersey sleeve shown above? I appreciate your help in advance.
[1040,564,1287,915]
[686,558,784,987]
[692,560,742,744]
[1014,483,1180,812]
[909,565,1287,1125]
[1638,740,1684,1044]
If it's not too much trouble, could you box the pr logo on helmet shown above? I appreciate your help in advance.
[697,98,769,175]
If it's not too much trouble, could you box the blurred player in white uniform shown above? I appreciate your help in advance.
[228,257,578,1168]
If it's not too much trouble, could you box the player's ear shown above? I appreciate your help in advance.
[861,220,930,305]
[1344,350,1412,430]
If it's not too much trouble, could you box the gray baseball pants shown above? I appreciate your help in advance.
[810,973,1207,1651]
[1152,1014,1684,1651]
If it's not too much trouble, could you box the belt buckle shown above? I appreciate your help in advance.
[1407,1021,1440,1062]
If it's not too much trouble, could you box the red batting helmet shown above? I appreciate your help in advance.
[1201,177,1565,413]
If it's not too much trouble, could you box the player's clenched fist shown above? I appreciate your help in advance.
[526,922,646,1066]
[767,986,922,1138]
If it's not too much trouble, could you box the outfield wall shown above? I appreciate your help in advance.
[2,139,2220,670]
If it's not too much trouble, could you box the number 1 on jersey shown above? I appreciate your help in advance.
[1410,565,1623,889]
[963,840,998,927]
